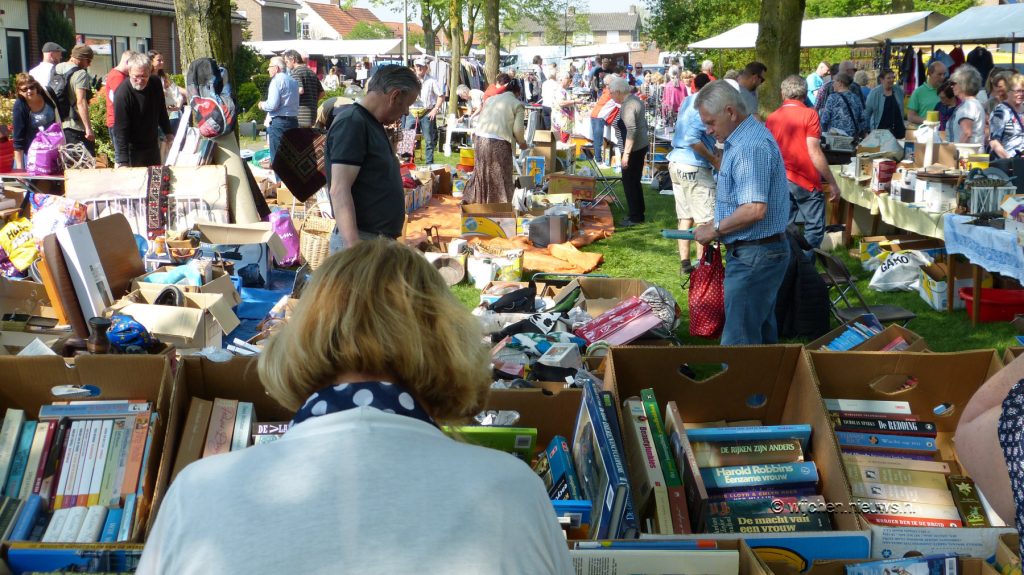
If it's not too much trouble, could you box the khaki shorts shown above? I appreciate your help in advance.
[669,162,716,223]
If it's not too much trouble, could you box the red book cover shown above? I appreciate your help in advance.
[574,296,662,345]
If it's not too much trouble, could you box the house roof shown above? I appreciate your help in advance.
[304,3,382,37]
[382,21,423,36]
[510,11,640,34]
[258,0,301,8]
[78,0,246,19]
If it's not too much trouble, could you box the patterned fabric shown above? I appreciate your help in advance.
[989,102,1024,157]
[998,378,1024,559]
[820,91,867,137]
[714,116,790,244]
[551,88,575,137]
[463,136,515,204]
[292,380,436,430]
[813,79,865,116]
[107,315,156,354]
[689,244,725,338]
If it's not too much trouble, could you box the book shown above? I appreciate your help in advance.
[230,402,255,452]
[844,463,949,490]
[0,409,26,493]
[834,411,920,421]
[57,505,87,542]
[38,402,150,419]
[99,419,128,507]
[86,420,114,507]
[131,412,159,539]
[108,419,132,508]
[947,475,990,527]
[202,398,238,458]
[664,401,708,533]
[639,389,690,535]
[5,421,36,498]
[598,391,637,539]
[841,452,951,475]
[252,434,282,446]
[572,376,632,539]
[444,426,538,461]
[533,435,583,500]
[841,448,935,461]
[252,421,290,436]
[701,462,820,491]
[117,493,136,542]
[879,336,910,351]
[692,439,804,467]
[5,542,144,574]
[831,414,937,437]
[553,499,592,532]
[824,399,912,416]
[72,420,101,507]
[686,424,812,451]
[854,498,963,527]
[37,418,70,503]
[172,397,213,481]
[100,507,123,542]
[41,507,69,543]
[574,540,720,550]
[705,497,833,533]
[620,398,672,535]
[849,480,955,506]
[569,549,739,575]
[120,413,151,497]
[9,493,43,541]
[836,431,937,454]
[19,421,53,500]
[75,505,107,543]
[54,420,85,510]
[844,553,958,575]
[709,486,818,502]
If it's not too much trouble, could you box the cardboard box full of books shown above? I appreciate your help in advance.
[805,349,1011,559]
[603,345,870,573]
[806,318,928,353]
[0,355,174,558]
[799,556,999,575]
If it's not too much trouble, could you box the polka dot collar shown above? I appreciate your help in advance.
[291,381,437,429]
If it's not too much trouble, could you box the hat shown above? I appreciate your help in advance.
[41,42,65,54]
[413,58,428,67]
[70,44,94,60]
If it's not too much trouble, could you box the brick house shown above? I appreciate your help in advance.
[2,0,243,84]
[507,6,642,48]
[235,0,300,42]
[295,2,382,40]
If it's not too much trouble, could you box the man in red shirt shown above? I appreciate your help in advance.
[765,74,839,253]
[105,50,136,154]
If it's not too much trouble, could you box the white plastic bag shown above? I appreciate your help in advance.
[868,250,933,292]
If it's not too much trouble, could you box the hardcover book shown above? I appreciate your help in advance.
[701,462,820,491]
[664,401,708,533]
[686,424,812,451]
[692,439,804,467]
[620,398,672,534]
[202,398,238,458]
[639,389,691,535]
[533,435,583,501]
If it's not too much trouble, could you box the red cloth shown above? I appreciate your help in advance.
[105,68,127,128]
[949,46,965,74]
[689,73,716,93]
[482,84,505,102]
[766,99,823,193]
[590,88,620,125]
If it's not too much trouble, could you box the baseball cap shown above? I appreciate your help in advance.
[70,44,94,60]
[41,42,65,53]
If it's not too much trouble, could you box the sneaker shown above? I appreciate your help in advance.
[680,260,694,276]
[618,218,643,228]
[597,162,610,170]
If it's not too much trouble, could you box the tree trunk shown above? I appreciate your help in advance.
[422,3,436,56]
[465,2,479,51]
[448,0,463,112]
[483,0,499,83]
[754,0,805,116]
[173,0,234,79]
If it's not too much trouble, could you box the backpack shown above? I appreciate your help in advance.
[47,66,82,122]
[186,58,236,138]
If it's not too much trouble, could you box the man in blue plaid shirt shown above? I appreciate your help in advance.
[694,81,791,345]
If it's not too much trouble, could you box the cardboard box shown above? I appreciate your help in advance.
[802,557,999,575]
[913,142,958,168]
[870,159,897,192]
[806,349,1011,558]
[0,331,64,355]
[194,222,287,288]
[0,279,57,320]
[133,266,241,307]
[806,317,928,352]
[604,346,870,573]
[552,277,653,317]
[858,235,945,264]
[112,287,240,351]
[1006,347,1024,367]
[547,172,596,201]
[461,203,518,239]
[0,355,174,542]
[528,130,558,174]
[997,533,1020,575]
[917,262,992,311]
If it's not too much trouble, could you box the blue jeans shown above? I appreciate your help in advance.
[267,115,298,166]
[591,117,606,164]
[788,181,825,252]
[404,115,437,164]
[722,240,790,345]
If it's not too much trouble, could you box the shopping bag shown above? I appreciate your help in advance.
[271,127,326,202]
[868,249,932,292]
[26,123,64,175]
[688,244,725,339]
[269,209,301,267]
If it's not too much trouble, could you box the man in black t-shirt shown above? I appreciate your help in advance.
[327,65,421,250]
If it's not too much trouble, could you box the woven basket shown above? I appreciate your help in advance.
[299,210,335,270]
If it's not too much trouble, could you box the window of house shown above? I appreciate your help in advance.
[301,21,310,39]
[606,30,619,43]
[284,13,291,33]
[518,33,526,46]
[572,33,592,45]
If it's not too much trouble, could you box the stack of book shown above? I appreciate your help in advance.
[828,397,989,528]
[172,397,271,480]
[822,319,883,351]
[569,539,739,575]
[843,552,959,575]
[0,401,157,545]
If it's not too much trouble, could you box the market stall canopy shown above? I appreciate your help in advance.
[245,39,404,57]
[689,11,946,49]
[563,43,633,59]
[891,4,1024,45]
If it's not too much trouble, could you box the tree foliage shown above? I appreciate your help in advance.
[644,0,759,72]
[348,21,395,39]
[542,0,589,47]
[37,4,76,57]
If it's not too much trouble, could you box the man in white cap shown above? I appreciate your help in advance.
[29,42,65,87]
[406,58,443,164]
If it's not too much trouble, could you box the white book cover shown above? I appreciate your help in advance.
[570,549,739,575]
[57,505,88,543]
[41,506,70,542]
[18,421,52,500]
[73,420,100,508]
[74,505,108,543]
[0,409,25,492]
[230,402,254,452]
[57,421,86,509]
[87,420,114,506]
[824,398,912,415]
[621,398,672,535]
[56,220,115,321]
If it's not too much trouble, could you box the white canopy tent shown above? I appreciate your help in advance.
[891,4,1024,45]
[245,39,404,57]
[689,11,947,49]
[564,43,633,59]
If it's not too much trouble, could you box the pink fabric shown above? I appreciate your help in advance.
[662,82,688,117]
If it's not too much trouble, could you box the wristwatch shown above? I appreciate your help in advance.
[713,221,721,238]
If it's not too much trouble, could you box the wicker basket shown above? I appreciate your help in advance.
[299,210,335,270]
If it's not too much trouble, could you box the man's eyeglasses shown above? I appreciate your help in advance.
[1013,89,1024,94]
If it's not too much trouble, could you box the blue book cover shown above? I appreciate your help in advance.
[536,435,584,500]
[6,543,144,573]
[4,421,36,497]
[551,499,592,530]
[598,391,638,539]
[39,403,150,419]
[100,507,122,543]
[9,494,42,541]
[836,431,937,453]
[686,424,812,451]
[117,493,136,542]
[701,461,820,491]
[844,553,958,575]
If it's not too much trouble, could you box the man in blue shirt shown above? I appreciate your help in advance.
[259,56,299,175]
[693,81,791,345]
[667,72,717,276]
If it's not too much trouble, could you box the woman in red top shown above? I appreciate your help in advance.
[483,73,510,102]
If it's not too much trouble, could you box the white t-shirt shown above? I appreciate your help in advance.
[949,97,986,145]
[542,78,562,109]
[419,73,444,110]
[137,408,573,575]
[29,61,55,89]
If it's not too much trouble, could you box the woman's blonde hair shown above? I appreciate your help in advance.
[258,239,491,423]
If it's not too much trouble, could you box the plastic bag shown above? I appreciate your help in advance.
[0,218,39,271]
[28,193,88,240]
[26,123,64,175]
[269,209,300,267]
[868,250,933,292]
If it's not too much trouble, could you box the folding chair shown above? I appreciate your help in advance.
[577,144,623,210]
[812,249,916,326]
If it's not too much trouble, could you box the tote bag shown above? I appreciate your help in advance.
[688,244,725,339]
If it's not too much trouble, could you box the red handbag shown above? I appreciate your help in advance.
[688,244,725,339]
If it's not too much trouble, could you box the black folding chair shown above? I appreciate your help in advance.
[812,249,916,326]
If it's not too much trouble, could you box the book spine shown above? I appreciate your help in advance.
[72,420,101,508]
[852,497,962,522]
[5,421,37,498]
[577,381,615,540]
[74,505,107,543]
[844,555,959,575]
[664,401,706,534]
[86,420,113,507]
[639,389,690,535]
[0,497,23,541]
[0,409,26,491]
[98,419,127,508]
[40,507,69,543]
[20,421,53,500]
[110,418,133,507]
[849,480,954,506]
[709,495,829,517]
[56,505,87,543]
[685,424,812,450]
[598,390,637,539]
[621,399,671,535]
[9,494,43,541]
[862,513,963,528]
[841,448,935,461]
[824,398,912,415]
[132,412,159,537]
[120,414,150,497]
[37,418,69,504]
[709,487,818,502]
[38,403,150,418]
[831,415,937,437]
[99,507,122,542]
[203,398,238,457]
[252,421,290,436]
[701,462,819,491]
[705,510,832,533]
[692,439,804,467]
[836,431,937,454]
[230,402,254,451]
[845,463,949,490]
[947,475,990,528]
[834,411,920,421]
[53,421,84,510]
[252,434,281,445]
[117,493,136,542]
[546,436,583,500]
[842,452,950,474]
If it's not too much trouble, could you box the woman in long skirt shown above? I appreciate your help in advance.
[463,83,527,204]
